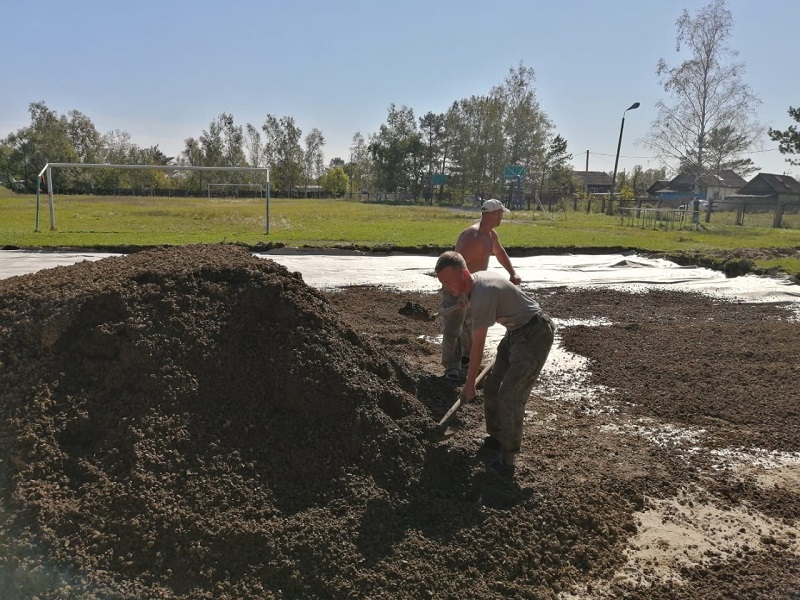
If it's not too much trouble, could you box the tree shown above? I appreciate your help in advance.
[199,116,226,184]
[445,95,505,202]
[302,128,325,195]
[262,115,303,197]
[619,181,635,203]
[244,123,268,168]
[3,101,78,191]
[636,166,668,196]
[320,166,349,197]
[0,145,12,187]
[181,137,204,192]
[368,104,421,197]
[645,0,762,195]
[98,129,136,191]
[768,106,800,167]
[349,132,371,198]
[419,111,445,204]
[702,125,757,177]
[439,63,554,205]
[495,61,553,200]
[66,109,102,164]
[125,145,174,191]
[537,134,572,208]
[218,113,247,170]
[197,113,247,187]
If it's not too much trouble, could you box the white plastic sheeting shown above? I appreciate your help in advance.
[2,249,798,305]
[258,250,800,305]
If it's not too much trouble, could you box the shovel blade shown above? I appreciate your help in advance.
[398,301,435,322]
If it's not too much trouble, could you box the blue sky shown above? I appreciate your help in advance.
[2,0,797,179]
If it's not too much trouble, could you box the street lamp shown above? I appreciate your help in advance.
[608,101,640,215]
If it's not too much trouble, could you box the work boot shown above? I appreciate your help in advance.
[444,369,461,381]
[489,458,516,478]
[480,436,501,451]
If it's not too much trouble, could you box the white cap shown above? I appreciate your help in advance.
[481,199,510,213]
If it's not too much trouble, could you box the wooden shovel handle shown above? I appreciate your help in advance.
[475,359,494,386]
[437,358,495,427]
[432,302,467,320]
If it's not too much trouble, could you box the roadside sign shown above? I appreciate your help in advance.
[504,165,525,180]
[432,173,447,185]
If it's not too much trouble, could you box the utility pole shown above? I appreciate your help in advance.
[609,102,640,215]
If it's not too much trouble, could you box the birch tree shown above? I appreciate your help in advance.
[494,62,552,189]
[302,127,325,194]
[349,132,371,198]
[262,115,303,196]
[645,0,762,194]
[244,123,268,168]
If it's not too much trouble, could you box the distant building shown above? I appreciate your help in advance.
[650,170,747,205]
[300,185,324,198]
[572,170,613,194]
[724,172,800,210]
[646,180,671,196]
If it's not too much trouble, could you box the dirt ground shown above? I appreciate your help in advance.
[1,244,799,599]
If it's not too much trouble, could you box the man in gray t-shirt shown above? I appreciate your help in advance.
[435,250,555,475]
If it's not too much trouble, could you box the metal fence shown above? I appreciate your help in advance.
[613,199,800,230]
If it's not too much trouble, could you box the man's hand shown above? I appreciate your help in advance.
[459,381,477,403]
[510,273,521,286]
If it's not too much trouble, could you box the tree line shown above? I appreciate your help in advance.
[2,1,797,206]
[0,64,581,204]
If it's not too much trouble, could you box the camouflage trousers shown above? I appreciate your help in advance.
[483,314,555,462]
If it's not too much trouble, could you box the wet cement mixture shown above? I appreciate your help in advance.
[1,244,799,599]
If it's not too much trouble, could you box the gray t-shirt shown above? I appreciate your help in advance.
[469,271,541,331]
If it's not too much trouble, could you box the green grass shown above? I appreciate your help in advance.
[2,188,799,275]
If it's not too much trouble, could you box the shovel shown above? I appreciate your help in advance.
[398,301,466,322]
[437,358,495,429]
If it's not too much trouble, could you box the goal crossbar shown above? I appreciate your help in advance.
[35,162,271,233]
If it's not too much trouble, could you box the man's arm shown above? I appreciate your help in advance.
[492,234,521,285]
[460,326,488,402]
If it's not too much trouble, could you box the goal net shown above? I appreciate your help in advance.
[207,182,265,198]
[36,162,271,233]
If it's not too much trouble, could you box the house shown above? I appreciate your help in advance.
[723,172,800,210]
[705,170,748,205]
[572,171,613,194]
[650,170,747,205]
[646,179,670,196]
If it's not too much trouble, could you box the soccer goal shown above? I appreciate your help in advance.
[35,162,271,233]
[207,182,265,198]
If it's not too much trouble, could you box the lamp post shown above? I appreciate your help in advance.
[608,101,640,215]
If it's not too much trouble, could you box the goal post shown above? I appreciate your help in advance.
[35,162,271,234]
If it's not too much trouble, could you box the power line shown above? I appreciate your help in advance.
[584,147,782,159]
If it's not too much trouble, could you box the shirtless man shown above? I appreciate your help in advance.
[441,199,521,380]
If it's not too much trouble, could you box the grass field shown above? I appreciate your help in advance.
[1,188,799,274]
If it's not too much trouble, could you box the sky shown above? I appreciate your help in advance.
[2,0,798,180]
